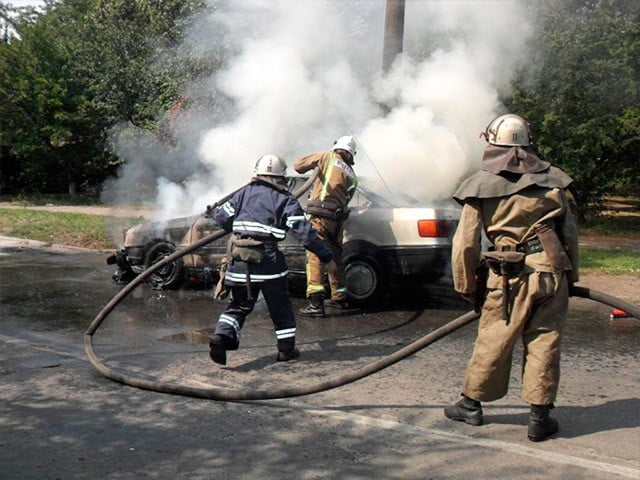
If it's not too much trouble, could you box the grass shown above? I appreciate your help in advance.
[0,208,138,250]
[580,247,640,275]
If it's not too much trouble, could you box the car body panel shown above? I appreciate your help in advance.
[108,176,460,300]
[343,206,458,248]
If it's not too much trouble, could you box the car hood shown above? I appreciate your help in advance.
[124,214,205,246]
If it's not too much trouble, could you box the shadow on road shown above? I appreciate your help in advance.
[489,397,640,438]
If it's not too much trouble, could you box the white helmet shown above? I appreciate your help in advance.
[253,154,287,177]
[331,135,357,157]
[484,114,532,147]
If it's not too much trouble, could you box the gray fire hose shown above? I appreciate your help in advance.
[85,175,640,401]
[84,273,639,401]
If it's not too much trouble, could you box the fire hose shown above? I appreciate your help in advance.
[84,179,640,401]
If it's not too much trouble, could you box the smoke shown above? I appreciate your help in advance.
[103,0,537,221]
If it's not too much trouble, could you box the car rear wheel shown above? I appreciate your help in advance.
[344,256,386,304]
[144,242,185,290]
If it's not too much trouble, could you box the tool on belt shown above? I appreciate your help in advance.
[474,235,542,315]
[482,250,525,322]
[213,234,265,301]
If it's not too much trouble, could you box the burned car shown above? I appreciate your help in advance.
[107,177,460,303]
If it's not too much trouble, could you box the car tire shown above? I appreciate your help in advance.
[344,256,387,304]
[143,241,185,290]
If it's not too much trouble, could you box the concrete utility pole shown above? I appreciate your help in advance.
[382,0,406,73]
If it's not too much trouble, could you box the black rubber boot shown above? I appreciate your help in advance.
[276,348,300,362]
[528,404,559,442]
[209,334,238,365]
[325,298,354,310]
[299,294,325,317]
[444,394,484,426]
[208,335,227,365]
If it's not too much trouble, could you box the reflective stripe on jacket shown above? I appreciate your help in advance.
[293,151,357,211]
[213,181,333,284]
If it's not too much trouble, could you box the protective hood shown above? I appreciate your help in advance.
[250,175,289,192]
[453,166,574,204]
[481,144,550,175]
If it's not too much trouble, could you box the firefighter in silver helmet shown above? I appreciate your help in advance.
[293,135,358,317]
[444,114,580,442]
[209,154,338,365]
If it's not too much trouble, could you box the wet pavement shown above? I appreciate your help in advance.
[1,244,639,479]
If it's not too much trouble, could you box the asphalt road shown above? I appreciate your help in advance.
[1,241,639,479]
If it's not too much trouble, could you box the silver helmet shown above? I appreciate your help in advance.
[331,135,357,157]
[484,114,532,147]
[253,154,287,177]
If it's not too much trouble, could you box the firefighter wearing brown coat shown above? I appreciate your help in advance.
[294,135,358,317]
[445,114,579,442]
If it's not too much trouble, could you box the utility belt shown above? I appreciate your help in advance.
[480,250,526,322]
[491,236,543,255]
[213,234,274,301]
[306,199,350,221]
[475,224,569,321]
[481,236,543,318]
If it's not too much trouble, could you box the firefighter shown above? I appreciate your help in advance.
[293,135,358,317]
[209,154,337,365]
[444,114,580,442]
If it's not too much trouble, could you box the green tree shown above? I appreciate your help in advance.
[0,0,211,196]
[508,0,640,218]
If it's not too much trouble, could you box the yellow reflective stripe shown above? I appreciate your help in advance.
[320,155,336,201]
[307,285,325,294]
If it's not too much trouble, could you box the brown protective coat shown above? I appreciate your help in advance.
[293,151,357,210]
[451,176,579,405]
[294,151,357,300]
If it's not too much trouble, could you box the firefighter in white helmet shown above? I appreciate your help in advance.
[209,154,338,364]
[444,114,579,442]
[293,136,358,317]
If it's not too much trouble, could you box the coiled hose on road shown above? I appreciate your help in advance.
[85,232,640,402]
[84,178,640,401]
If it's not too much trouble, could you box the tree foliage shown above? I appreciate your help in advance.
[0,0,211,195]
[0,0,638,213]
[508,0,640,217]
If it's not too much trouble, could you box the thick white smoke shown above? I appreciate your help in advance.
[105,0,537,220]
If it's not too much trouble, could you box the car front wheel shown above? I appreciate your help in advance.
[144,242,185,290]
[344,256,386,304]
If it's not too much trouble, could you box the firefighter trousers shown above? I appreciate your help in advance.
[463,271,569,405]
[305,216,347,300]
[214,276,296,352]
